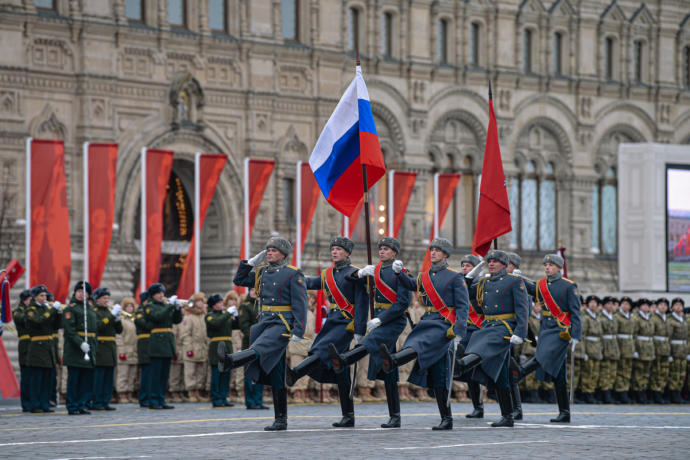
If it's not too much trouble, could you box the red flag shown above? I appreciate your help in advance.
[557,246,568,279]
[87,143,118,288]
[472,86,511,256]
[2,259,25,288]
[178,153,227,298]
[421,173,460,271]
[0,338,19,398]
[315,266,326,334]
[143,149,174,288]
[28,139,71,302]
[390,171,417,238]
[292,162,321,266]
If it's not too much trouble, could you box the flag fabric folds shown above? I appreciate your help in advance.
[2,259,24,289]
[389,171,417,238]
[472,89,512,256]
[309,66,385,217]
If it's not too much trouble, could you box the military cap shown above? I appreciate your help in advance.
[190,292,207,304]
[330,236,354,254]
[620,296,634,307]
[601,296,615,305]
[585,295,600,305]
[486,249,509,266]
[636,298,651,307]
[656,297,670,306]
[93,287,110,300]
[609,297,619,304]
[265,236,293,256]
[73,280,93,296]
[30,284,48,298]
[543,253,564,268]
[46,292,54,302]
[507,252,522,268]
[461,254,481,267]
[377,237,400,254]
[671,297,685,307]
[147,283,166,296]
[19,289,32,302]
[139,291,149,304]
[429,237,453,257]
[207,294,223,308]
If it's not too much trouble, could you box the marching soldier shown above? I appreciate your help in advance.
[668,298,688,403]
[380,238,469,430]
[12,290,33,412]
[220,237,308,430]
[115,298,138,404]
[62,281,98,415]
[614,296,635,403]
[92,288,122,410]
[515,253,581,423]
[134,292,152,407]
[237,288,268,410]
[456,249,527,428]
[597,296,620,404]
[328,237,410,428]
[205,293,238,407]
[580,296,603,404]
[650,298,671,404]
[144,283,183,409]
[181,293,210,404]
[285,236,368,428]
[631,298,655,404]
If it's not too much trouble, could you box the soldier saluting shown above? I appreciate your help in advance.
[219,237,307,431]
[328,236,410,428]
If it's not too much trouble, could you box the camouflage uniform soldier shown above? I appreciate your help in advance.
[650,298,671,404]
[614,296,635,404]
[580,296,603,403]
[167,319,185,403]
[597,296,620,404]
[668,298,687,404]
[631,298,655,404]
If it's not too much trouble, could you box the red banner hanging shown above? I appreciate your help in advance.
[2,259,25,288]
[392,171,417,238]
[341,198,364,238]
[0,338,19,398]
[178,153,227,298]
[145,149,174,288]
[88,143,118,288]
[29,139,71,302]
[421,173,460,271]
[292,163,321,266]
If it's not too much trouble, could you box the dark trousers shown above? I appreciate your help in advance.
[66,367,94,412]
[93,366,115,408]
[427,357,447,388]
[139,363,151,406]
[244,374,264,408]
[553,361,567,386]
[19,365,30,411]
[149,357,171,407]
[210,367,230,405]
[267,354,286,388]
[28,367,52,410]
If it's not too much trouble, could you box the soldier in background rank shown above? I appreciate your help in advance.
[92,288,123,410]
[115,298,138,404]
[650,298,671,404]
[614,296,635,404]
[668,298,688,403]
[580,296,603,404]
[631,298,655,404]
[328,237,410,428]
[221,237,307,431]
[380,238,469,430]
[181,293,210,404]
[516,254,581,423]
[12,290,33,412]
[597,296,620,404]
[134,292,152,407]
[205,293,238,407]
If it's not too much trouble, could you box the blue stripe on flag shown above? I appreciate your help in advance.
[357,99,377,135]
[313,122,360,197]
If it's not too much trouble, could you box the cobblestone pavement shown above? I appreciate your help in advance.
[1,400,689,459]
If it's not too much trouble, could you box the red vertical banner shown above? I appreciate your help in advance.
[88,143,118,287]
[421,173,460,271]
[177,153,227,298]
[29,139,71,302]
[341,198,364,238]
[292,162,321,266]
[391,171,417,238]
[0,338,19,398]
[144,149,174,288]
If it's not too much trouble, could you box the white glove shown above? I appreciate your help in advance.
[80,342,90,353]
[51,301,62,310]
[226,305,238,316]
[248,250,267,267]
[686,354,690,361]
[669,356,674,363]
[392,260,403,274]
[513,269,522,275]
[519,354,527,364]
[583,354,589,362]
[453,336,462,348]
[169,295,178,304]
[633,352,639,359]
[366,317,381,333]
[289,335,303,342]
[354,334,363,345]
[111,304,122,317]
[570,338,579,352]
[510,334,523,345]
[358,265,375,278]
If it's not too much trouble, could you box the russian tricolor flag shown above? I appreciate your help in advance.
[309,66,385,217]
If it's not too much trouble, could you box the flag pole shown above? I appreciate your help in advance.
[194,152,201,293]
[25,137,32,289]
[387,170,394,237]
[488,79,498,252]
[243,158,250,261]
[83,142,90,361]
[295,161,302,268]
[140,147,147,292]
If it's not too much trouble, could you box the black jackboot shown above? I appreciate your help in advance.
[380,345,417,373]
[455,353,482,376]
[328,343,368,374]
[491,387,515,427]
[602,390,616,404]
[516,357,540,381]
[510,373,523,420]
[264,388,287,431]
[432,387,453,430]
[218,343,256,372]
[380,381,401,428]
[465,381,484,418]
[285,354,320,387]
[550,384,570,423]
[332,380,355,427]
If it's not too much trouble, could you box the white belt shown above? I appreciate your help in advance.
[617,334,632,339]
[636,336,651,341]
[653,336,668,341]
[671,339,687,345]
[585,336,600,342]
[602,334,614,340]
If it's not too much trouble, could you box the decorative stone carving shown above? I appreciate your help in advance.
[277,65,312,94]
[28,38,75,71]
[169,72,205,130]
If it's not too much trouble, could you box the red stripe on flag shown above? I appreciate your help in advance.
[88,143,118,288]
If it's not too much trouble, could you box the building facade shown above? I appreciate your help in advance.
[1,0,690,299]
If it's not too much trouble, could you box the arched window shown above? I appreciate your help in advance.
[437,18,449,64]
[168,0,186,28]
[592,167,617,254]
[633,39,645,83]
[281,0,299,41]
[381,12,393,57]
[604,36,616,80]
[469,22,481,66]
[552,32,563,75]
[347,7,360,52]
[539,162,556,249]
[523,28,534,73]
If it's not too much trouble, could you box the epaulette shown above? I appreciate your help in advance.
[447,267,459,273]
[350,264,361,270]
[286,265,299,271]
[508,273,520,277]
[562,277,574,284]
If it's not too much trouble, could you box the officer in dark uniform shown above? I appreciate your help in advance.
[62,281,98,415]
[505,251,526,419]
[12,290,33,412]
[206,293,238,407]
[328,236,410,428]
[285,236,368,428]
[134,292,151,407]
[380,237,469,430]
[515,253,582,423]
[455,249,528,428]
[144,283,183,409]
[221,237,307,431]
[92,288,123,410]
[25,284,61,413]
